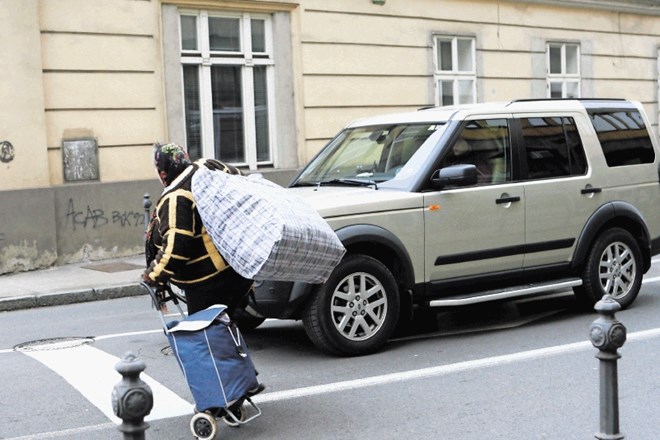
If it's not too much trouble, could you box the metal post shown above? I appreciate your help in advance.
[112,352,153,440]
[589,295,626,440]
[143,193,152,233]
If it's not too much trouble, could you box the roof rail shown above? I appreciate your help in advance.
[506,98,626,106]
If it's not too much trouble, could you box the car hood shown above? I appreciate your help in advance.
[287,186,423,218]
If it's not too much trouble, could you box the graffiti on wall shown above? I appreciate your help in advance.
[1,141,15,163]
[65,199,144,231]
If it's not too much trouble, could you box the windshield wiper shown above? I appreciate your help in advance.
[321,179,378,189]
[289,181,319,187]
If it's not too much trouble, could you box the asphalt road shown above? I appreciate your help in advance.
[1,258,659,440]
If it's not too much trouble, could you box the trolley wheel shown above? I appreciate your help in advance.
[222,404,247,427]
[191,412,218,439]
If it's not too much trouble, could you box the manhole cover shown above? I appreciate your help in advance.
[14,336,95,352]
[82,262,143,273]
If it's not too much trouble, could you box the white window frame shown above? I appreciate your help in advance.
[546,42,581,98]
[433,35,477,106]
[179,10,276,170]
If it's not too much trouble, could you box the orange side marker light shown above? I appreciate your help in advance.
[428,204,441,211]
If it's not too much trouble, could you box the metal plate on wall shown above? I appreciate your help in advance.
[63,138,99,181]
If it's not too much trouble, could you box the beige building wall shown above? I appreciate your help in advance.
[0,0,50,190]
[0,0,658,273]
[298,0,660,160]
[40,0,165,185]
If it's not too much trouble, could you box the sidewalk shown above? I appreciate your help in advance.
[0,255,146,312]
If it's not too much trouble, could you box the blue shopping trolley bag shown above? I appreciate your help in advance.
[165,304,259,412]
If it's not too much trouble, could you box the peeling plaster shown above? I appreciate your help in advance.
[57,244,145,266]
[0,241,57,275]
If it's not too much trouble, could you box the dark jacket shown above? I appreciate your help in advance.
[144,159,242,287]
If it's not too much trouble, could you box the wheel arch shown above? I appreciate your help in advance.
[572,201,652,273]
[334,224,416,318]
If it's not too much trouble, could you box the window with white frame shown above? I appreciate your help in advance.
[547,43,580,98]
[433,36,476,106]
[180,10,275,169]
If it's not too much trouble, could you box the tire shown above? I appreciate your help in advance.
[302,254,400,356]
[190,412,217,440]
[222,404,247,427]
[574,228,642,310]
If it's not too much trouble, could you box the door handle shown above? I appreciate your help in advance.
[495,195,521,204]
[581,187,602,195]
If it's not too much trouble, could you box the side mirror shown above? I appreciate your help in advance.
[431,164,478,189]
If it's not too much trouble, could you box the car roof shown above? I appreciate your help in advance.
[345,98,635,128]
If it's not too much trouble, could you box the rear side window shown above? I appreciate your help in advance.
[520,117,587,179]
[588,109,655,167]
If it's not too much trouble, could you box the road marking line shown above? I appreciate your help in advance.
[7,327,659,439]
[24,345,192,423]
[253,327,660,404]
[642,275,660,284]
[93,329,163,340]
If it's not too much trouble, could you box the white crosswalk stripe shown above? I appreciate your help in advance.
[24,344,192,423]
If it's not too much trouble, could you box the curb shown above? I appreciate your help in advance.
[0,283,144,312]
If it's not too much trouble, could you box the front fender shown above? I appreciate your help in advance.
[335,223,416,290]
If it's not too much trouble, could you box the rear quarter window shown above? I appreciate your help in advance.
[588,109,655,167]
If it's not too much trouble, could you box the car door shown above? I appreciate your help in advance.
[423,117,525,285]
[515,113,602,268]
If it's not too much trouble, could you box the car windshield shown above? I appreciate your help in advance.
[293,123,445,186]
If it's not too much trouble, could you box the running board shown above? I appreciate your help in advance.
[428,278,583,307]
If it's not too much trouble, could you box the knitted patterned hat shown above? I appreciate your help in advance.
[154,143,191,185]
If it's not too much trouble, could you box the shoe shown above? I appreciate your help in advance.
[247,383,266,396]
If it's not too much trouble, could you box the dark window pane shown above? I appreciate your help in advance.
[254,66,270,162]
[183,65,201,160]
[522,117,572,179]
[441,119,510,185]
[180,16,198,51]
[251,19,266,52]
[209,17,240,51]
[588,110,655,167]
[211,66,244,162]
[439,80,453,106]
[439,40,453,71]
[562,117,587,175]
[549,45,561,74]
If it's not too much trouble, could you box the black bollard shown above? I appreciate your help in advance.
[143,193,152,233]
[112,352,153,440]
[589,295,626,440]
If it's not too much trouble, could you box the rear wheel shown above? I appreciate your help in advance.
[574,228,642,309]
[302,254,400,356]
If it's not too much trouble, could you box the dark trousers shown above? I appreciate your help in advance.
[184,269,254,316]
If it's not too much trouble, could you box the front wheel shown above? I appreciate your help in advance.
[302,254,400,356]
[574,228,643,309]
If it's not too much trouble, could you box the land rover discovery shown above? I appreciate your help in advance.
[247,99,660,356]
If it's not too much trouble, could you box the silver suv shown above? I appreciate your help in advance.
[248,99,660,356]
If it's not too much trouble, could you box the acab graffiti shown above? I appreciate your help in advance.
[65,199,144,231]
